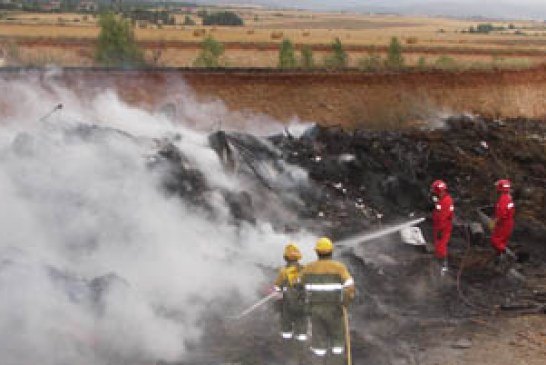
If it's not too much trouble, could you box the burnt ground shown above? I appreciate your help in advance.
[152,115,546,365]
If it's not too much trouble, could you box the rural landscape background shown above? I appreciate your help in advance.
[0,0,545,69]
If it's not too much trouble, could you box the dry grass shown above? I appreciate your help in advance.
[0,10,544,67]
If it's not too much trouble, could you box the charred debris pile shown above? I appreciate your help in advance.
[59,114,545,261]
[142,114,546,252]
[177,115,546,365]
[272,116,545,233]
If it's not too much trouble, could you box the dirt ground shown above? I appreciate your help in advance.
[420,315,546,365]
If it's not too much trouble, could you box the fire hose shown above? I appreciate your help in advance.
[228,291,279,320]
[39,103,63,122]
[343,306,352,365]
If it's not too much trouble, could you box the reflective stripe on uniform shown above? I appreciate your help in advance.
[281,332,293,339]
[332,347,344,355]
[449,205,454,211]
[295,334,308,341]
[436,204,441,210]
[305,283,343,291]
[507,202,514,209]
[311,348,327,356]
[343,278,354,287]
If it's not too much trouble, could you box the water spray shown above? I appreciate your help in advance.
[229,291,279,320]
[39,103,63,122]
[336,217,426,250]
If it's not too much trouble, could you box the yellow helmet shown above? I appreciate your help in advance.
[283,243,302,261]
[315,237,333,255]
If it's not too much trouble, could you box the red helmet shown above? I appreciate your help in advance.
[431,180,448,195]
[496,179,511,193]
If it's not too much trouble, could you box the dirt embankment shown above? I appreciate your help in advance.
[1,67,545,126]
[182,67,546,126]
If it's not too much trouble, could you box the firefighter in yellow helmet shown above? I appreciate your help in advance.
[301,237,355,365]
[274,243,308,342]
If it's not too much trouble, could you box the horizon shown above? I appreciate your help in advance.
[193,0,546,20]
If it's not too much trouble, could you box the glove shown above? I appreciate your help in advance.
[488,219,496,231]
[343,291,354,307]
[267,285,283,299]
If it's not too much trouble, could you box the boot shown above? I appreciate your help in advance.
[437,257,448,276]
[505,247,517,260]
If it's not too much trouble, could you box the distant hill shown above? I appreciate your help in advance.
[193,0,546,20]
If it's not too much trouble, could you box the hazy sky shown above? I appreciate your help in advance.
[197,0,546,19]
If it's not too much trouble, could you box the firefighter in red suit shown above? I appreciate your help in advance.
[431,180,454,274]
[490,179,515,257]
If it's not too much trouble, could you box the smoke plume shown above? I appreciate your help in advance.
[0,72,316,365]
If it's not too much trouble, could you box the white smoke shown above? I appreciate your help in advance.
[0,72,317,365]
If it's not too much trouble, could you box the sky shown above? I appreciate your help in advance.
[195,0,546,19]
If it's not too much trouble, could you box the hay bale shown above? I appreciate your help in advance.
[406,37,419,45]
[271,31,284,40]
[247,29,255,35]
[193,29,206,37]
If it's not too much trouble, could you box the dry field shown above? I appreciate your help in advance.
[0,9,545,67]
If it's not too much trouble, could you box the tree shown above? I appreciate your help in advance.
[95,12,144,67]
[202,11,243,26]
[278,38,296,68]
[183,15,196,26]
[324,37,347,69]
[358,53,383,71]
[193,36,224,67]
[386,36,404,69]
[300,45,314,68]
[476,23,494,33]
[434,55,457,70]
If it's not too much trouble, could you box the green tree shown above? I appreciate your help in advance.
[193,36,225,67]
[300,45,314,68]
[183,15,196,26]
[417,56,427,69]
[324,37,347,69]
[202,11,243,26]
[386,36,404,69]
[95,12,144,67]
[476,23,494,33]
[434,55,457,70]
[278,38,296,68]
[358,53,383,71]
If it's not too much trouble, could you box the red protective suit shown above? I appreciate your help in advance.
[432,193,454,259]
[491,193,515,254]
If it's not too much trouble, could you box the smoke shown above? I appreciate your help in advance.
[0,72,316,365]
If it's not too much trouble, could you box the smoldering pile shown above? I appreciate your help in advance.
[2,112,545,365]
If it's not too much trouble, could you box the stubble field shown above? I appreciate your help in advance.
[0,8,545,67]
